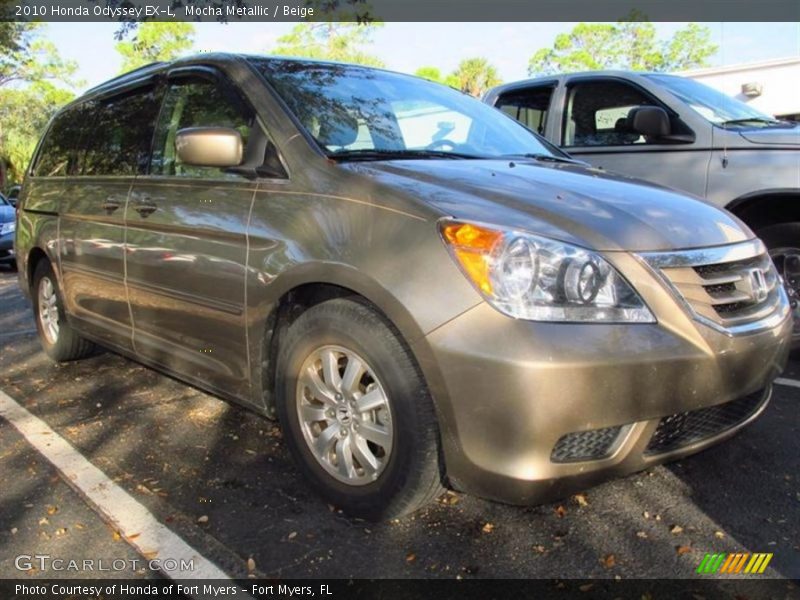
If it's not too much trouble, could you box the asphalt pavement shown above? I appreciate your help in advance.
[0,265,798,589]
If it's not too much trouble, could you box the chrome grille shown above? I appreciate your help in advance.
[640,240,789,334]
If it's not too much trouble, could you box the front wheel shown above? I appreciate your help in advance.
[757,223,800,345]
[275,298,444,520]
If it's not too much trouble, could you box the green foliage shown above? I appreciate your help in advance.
[451,57,502,97]
[271,23,385,67]
[0,23,79,185]
[1,23,79,88]
[528,18,717,76]
[0,82,75,182]
[414,66,443,82]
[414,59,502,95]
[413,66,460,89]
[115,22,195,73]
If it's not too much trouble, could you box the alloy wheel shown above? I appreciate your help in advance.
[38,276,60,345]
[296,345,393,486]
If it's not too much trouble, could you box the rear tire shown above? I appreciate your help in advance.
[32,260,96,362]
[275,298,444,520]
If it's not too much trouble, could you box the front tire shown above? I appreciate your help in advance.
[275,298,444,520]
[32,260,96,362]
[758,223,800,344]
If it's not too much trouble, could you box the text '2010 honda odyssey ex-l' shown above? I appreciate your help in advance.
[15,54,792,519]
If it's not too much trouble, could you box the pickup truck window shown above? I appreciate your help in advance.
[495,85,555,135]
[644,74,781,127]
[564,80,659,147]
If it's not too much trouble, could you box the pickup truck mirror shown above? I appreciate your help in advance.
[176,127,244,168]
[627,106,671,138]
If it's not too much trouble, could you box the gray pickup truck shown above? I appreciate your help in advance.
[485,72,800,339]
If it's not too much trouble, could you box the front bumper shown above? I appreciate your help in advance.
[0,232,15,262]
[417,291,791,505]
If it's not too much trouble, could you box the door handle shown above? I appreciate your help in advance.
[101,193,126,213]
[133,200,158,218]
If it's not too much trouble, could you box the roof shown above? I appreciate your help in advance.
[85,52,410,98]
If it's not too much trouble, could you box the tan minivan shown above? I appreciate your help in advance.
[15,54,792,519]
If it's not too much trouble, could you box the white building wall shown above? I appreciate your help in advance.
[681,57,800,119]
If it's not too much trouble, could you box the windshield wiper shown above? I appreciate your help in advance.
[328,148,484,161]
[720,117,785,126]
[502,153,585,165]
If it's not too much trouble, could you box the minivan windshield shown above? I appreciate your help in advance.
[644,74,787,128]
[249,58,559,160]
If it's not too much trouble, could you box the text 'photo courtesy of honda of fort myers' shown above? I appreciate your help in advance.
[14,54,793,520]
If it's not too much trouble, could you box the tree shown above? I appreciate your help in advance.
[414,66,459,88]
[271,23,384,67]
[1,23,78,88]
[0,22,79,187]
[528,18,717,76]
[115,22,195,73]
[0,83,75,183]
[451,57,502,97]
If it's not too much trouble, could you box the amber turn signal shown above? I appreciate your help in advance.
[440,222,503,294]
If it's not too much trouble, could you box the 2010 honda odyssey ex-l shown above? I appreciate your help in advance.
[15,55,792,519]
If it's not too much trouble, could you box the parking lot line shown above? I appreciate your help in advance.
[0,388,235,586]
[774,377,800,389]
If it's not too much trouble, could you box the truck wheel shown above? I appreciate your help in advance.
[758,223,800,343]
[275,298,444,520]
[32,260,96,362]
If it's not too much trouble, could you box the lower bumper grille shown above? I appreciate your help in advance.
[551,425,626,463]
[645,389,767,455]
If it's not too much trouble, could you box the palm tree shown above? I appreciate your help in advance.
[451,57,502,97]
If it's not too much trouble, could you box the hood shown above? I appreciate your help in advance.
[346,159,751,252]
[738,123,800,146]
[0,205,14,224]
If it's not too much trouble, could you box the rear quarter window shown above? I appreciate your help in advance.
[33,107,84,177]
[33,86,161,178]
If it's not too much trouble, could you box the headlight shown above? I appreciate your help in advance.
[0,222,14,236]
[440,220,654,323]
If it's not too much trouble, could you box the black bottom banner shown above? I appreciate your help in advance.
[2,578,797,600]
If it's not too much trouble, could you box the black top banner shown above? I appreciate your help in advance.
[2,0,800,23]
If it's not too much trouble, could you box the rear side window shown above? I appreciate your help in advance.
[79,87,161,176]
[33,107,84,177]
[495,85,555,135]
[150,78,254,179]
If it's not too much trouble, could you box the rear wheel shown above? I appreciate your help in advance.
[275,298,444,520]
[757,223,800,344]
[32,260,96,362]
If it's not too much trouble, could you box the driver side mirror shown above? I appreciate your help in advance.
[627,106,671,138]
[175,127,243,168]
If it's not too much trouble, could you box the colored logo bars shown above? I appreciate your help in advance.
[696,552,773,574]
